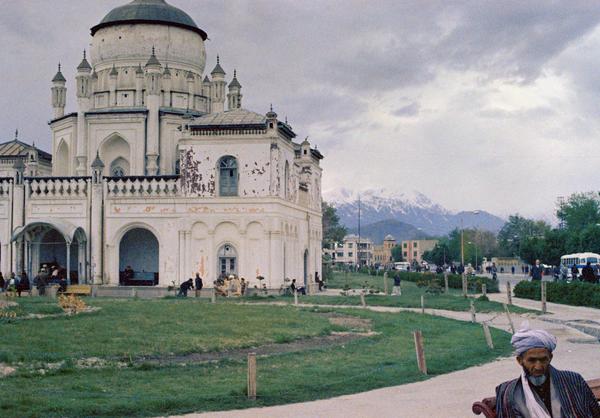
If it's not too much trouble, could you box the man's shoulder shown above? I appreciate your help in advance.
[552,367,586,383]
[496,376,520,395]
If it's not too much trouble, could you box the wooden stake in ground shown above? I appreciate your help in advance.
[444,272,449,294]
[413,330,427,375]
[541,281,547,314]
[421,295,425,314]
[247,353,257,400]
[482,284,487,297]
[360,292,366,307]
[482,323,494,349]
[211,288,216,303]
[503,303,515,334]
[470,300,476,323]
[506,282,513,305]
[294,289,298,306]
[462,274,468,298]
[383,272,389,295]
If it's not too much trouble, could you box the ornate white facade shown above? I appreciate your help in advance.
[0,0,323,289]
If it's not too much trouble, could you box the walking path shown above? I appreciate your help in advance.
[171,294,600,418]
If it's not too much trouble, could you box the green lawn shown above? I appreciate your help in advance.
[0,298,513,417]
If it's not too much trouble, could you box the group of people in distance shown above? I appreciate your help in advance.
[0,264,66,296]
[529,259,600,284]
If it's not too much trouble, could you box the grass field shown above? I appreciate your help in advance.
[0,297,513,417]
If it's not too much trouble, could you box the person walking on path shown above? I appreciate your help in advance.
[530,260,543,281]
[495,326,600,417]
[392,274,402,296]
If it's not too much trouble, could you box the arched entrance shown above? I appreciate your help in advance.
[217,244,237,278]
[118,228,159,286]
[12,221,88,285]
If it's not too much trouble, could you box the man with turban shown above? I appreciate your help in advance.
[496,325,600,417]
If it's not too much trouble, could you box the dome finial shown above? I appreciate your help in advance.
[58,63,61,72]
[83,50,86,59]
[217,55,220,64]
[15,129,18,140]
[152,45,156,56]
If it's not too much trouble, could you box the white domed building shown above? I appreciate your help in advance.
[1,0,323,291]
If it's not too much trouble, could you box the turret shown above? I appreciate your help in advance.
[301,137,311,160]
[266,104,278,132]
[109,64,118,106]
[26,143,39,177]
[145,46,163,96]
[135,63,144,106]
[76,50,92,99]
[145,47,162,175]
[91,151,105,184]
[227,70,242,110]
[186,71,195,109]
[210,55,226,113]
[51,63,67,119]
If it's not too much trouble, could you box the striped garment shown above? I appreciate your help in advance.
[496,366,600,418]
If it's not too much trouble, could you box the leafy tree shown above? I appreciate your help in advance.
[391,245,403,262]
[422,241,450,266]
[497,215,551,257]
[322,201,347,248]
[556,192,600,233]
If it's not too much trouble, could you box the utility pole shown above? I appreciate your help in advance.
[357,194,361,267]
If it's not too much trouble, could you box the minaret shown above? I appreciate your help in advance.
[266,104,278,133]
[145,47,163,175]
[227,70,242,110]
[135,63,144,106]
[210,55,226,113]
[76,51,92,175]
[51,63,67,119]
[109,64,118,106]
[163,64,172,107]
[202,76,211,112]
[301,137,311,161]
[90,152,105,284]
[26,142,39,177]
[186,71,196,109]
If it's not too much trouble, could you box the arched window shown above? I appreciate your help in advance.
[284,161,289,199]
[219,156,238,196]
[217,244,237,277]
[110,157,129,177]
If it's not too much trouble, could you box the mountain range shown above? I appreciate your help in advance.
[324,188,505,243]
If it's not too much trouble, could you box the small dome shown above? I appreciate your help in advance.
[384,234,395,241]
[91,0,207,40]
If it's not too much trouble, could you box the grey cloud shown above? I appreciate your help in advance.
[392,102,420,117]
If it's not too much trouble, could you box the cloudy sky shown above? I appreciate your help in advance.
[3,1,600,220]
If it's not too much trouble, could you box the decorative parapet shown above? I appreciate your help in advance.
[0,177,13,199]
[27,177,90,199]
[105,175,180,198]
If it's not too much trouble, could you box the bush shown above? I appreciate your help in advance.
[397,271,499,293]
[514,281,600,308]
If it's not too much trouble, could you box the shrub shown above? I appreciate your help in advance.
[397,272,499,293]
[514,281,600,308]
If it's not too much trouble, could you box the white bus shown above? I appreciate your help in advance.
[560,252,600,278]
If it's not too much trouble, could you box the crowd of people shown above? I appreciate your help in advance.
[0,264,68,296]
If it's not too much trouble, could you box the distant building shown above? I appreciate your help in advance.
[0,131,52,178]
[332,234,374,266]
[401,239,438,263]
[373,234,396,265]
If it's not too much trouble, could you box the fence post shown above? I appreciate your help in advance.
[482,323,494,349]
[503,303,515,334]
[413,330,427,375]
[462,274,468,298]
[294,289,298,306]
[360,292,366,308]
[541,281,547,314]
[383,272,389,295]
[470,300,476,323]
[506,282,512,306]
[482,284,487,297]
[421,295,425,314]
[247,353,257,400]
[211,288,216,303]
[444,272,449,294]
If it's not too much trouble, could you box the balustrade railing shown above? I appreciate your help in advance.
[27,177,89,198]
[106,176,180,197]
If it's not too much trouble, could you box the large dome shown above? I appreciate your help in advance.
[91,0,207,40]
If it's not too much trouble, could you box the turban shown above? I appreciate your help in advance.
[511,324,557,356]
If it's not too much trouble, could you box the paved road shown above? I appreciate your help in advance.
[172,294,600,418]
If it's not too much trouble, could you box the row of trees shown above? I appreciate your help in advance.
[324,191,600,267]
[424,192,600,266]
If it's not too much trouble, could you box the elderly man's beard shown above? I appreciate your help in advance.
[523,367,548,386]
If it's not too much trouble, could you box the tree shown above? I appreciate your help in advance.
[422,241,450,266]
[497,215,551,257]
[556,192,600,233]
[391,245,403,262]
[322,201,347,248]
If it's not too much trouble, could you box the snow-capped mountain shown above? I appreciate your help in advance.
[324,187,505,239]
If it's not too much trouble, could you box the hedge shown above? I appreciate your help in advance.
[395,271,499,293]
[514,281,600,309]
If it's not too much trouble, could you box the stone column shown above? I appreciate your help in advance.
[146,93,160,175]
[90,180,104,284]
